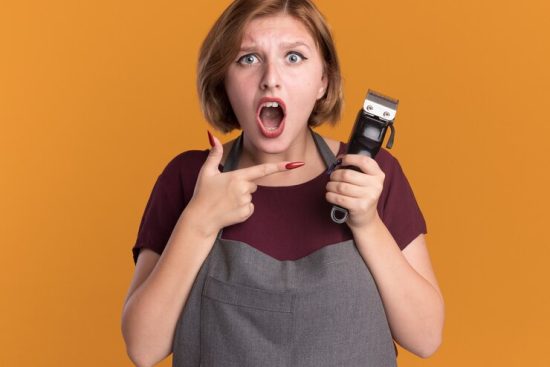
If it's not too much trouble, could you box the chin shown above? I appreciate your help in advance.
[256,139,290,154]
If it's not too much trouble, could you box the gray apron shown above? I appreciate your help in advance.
[172,129,397,367]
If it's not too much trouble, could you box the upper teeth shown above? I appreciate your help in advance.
[261,101,279,108]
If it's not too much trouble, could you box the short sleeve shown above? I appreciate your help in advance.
[375,149,428,251]
[131,153,195,264]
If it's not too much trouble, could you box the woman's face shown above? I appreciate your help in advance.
[224,14,328,154]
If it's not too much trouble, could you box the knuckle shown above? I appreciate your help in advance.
[237,196,247,206]
[238,206,250,219]
[342,170,351,181]
[239,185,249,195]
[242,192,253,204]
[243,203,254,218]
[368,191,379,201]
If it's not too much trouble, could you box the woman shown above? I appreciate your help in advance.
[121,1,444,366]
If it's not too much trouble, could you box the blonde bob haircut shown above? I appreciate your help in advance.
[197,0,343,133]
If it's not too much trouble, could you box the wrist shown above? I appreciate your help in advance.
[181,200,221,239]
[348,212,384,237]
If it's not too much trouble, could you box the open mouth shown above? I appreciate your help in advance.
[256,98,286,138]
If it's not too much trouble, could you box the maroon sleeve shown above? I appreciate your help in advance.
[131,150,208,264]
[375,148,428,251]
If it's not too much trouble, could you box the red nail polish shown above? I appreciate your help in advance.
[207,130,215,147]
[285,161,305,170]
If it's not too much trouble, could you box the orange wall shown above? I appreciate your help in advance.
[1,1,549,366]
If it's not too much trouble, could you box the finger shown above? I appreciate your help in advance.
[248,202,255,218]
[330,167,371,186]
[326,181,365,198]
[238,192,253,206]
[325,191,353,210]
[202,131,224,175]
[236,182,258,195]
[239,202,255,221]
[238,161,304,181]
[340,154,383,176]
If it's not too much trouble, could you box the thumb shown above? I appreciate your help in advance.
[202,130,223,175]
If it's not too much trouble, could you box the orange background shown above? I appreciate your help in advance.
[1,0,549,366]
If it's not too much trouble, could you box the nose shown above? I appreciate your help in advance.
[260,60,281,91]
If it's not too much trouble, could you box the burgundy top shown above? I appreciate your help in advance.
[132,143,427,264]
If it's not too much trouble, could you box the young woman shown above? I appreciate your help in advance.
[121,1,444,366]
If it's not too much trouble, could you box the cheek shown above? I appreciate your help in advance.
[226,76,241,97]
[287,78,322,103]
[225,76,252,114]
[227,91,248,119]
[288,67,324,95]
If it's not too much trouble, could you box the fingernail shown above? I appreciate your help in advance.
[285,161,305,170]
[207,130,215,148]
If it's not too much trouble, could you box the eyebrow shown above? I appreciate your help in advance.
[239,41,312,53]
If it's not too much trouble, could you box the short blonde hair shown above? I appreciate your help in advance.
[197,0,343,133]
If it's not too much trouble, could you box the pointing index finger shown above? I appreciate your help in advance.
[239,161,305,181]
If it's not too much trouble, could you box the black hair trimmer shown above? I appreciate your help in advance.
[330,89,399,224]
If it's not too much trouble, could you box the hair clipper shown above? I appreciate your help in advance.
[330,89,399,224]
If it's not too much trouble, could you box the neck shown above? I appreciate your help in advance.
[240,128,316,167]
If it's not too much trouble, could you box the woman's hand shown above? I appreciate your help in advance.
[185,132,302,238]
[325,154,385,231]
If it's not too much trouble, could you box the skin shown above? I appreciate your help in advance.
[223,14,328,186]
[121,13,444,367]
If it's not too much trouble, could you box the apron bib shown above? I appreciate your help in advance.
[172,129,397,367]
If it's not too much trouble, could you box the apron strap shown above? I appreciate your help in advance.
[222,132,244,173]
[217,133,243,239]
[309,127,338,168]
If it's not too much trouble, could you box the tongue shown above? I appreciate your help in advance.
[260,107,283,128]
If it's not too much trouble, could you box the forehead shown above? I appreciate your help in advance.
[240,14,316,47]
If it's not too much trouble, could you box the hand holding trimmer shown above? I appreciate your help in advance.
[330,89,399,224]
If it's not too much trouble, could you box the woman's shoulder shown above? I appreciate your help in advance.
[153,149,210,194]
[374,147,402,174]
[162,149,209,175]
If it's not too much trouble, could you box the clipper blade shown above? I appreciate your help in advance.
[363,89,399,122]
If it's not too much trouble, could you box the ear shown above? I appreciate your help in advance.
[316,73,329,100]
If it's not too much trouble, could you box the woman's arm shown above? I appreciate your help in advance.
[352,224,444,358]
[325,153,444,358]
[121,209,219,367]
